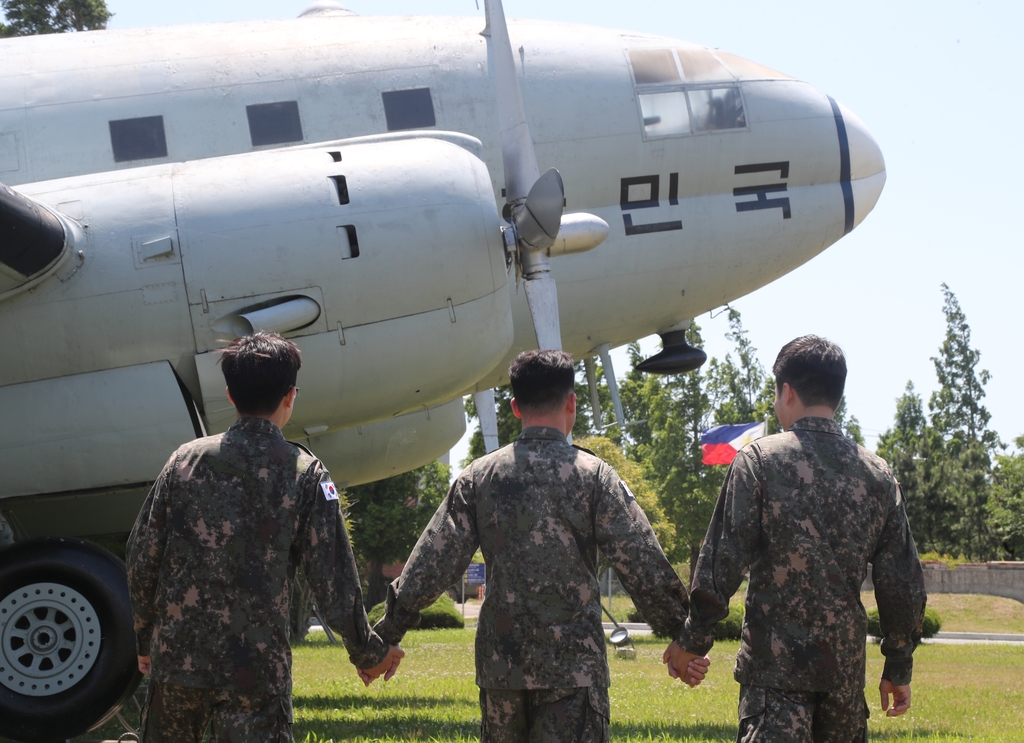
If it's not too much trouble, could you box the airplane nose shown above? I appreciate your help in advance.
[831,98,886,232]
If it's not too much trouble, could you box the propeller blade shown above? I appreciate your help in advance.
[487,0,539,203]
[487,0,564,351]
[523,273,562,350]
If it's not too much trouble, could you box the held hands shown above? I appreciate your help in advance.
[879,679,911,717]
[137,655,151,676]
[662,641,710,687]
[357,645,405,687]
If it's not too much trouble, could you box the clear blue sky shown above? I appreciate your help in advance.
[100,0,1023,454]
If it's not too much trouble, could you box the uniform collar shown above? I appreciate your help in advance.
[518,426,570,443]
[789,416,841,435]
[229,416,286,439]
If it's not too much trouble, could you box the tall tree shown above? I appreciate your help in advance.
[877,382,954,554]
[704,309,778,431]
[927,284,1000,559]
[930,284,998,448]
[346,460,450,608]
[1,0,111,36]
[833,398,865,445]
[990,436,1024,559]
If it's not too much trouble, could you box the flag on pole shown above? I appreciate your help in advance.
[701,422,767,465]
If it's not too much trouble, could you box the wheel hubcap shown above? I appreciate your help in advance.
[0,582,101,696]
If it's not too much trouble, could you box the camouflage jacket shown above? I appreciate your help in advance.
[127,416,388,696]
[374,426,689,689]
[679,417,926,691]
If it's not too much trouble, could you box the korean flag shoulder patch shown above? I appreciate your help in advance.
[320,480,340,501]
[620,480,636,502]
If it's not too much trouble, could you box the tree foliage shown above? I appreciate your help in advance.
[990,436,1024,558]
[618,315,779,580]
[346,460,450,607]
[879,285,1003,560]
[926,284,1000,559]
[1,0,111,37]
[575,435,676,558]
[877,382,955,553]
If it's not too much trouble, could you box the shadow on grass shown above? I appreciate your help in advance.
[611,720,737,740]
[867,730,945,741]
[295,692,477,713]
[294,717,740,743]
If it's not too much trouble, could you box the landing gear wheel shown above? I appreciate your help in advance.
[0,538,141,743]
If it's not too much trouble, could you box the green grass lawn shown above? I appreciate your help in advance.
[68,628,1024,741]
[605,590,1024,636]
[289,630,1024,743]
[861,592,1024,634]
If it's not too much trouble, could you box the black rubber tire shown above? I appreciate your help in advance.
[0,537,141,743]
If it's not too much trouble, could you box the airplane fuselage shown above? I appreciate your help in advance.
[0,11,885,515]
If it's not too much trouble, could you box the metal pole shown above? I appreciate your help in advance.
[584,356,603,429]
[597,344,625,439]
[473,389,500,453]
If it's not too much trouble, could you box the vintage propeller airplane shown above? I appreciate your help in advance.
[0,0,885,738]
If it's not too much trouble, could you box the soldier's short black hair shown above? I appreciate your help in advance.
[773,335,846,409]
[219,332,302,416]
[509,350,575,414]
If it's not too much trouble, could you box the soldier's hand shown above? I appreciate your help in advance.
[662,641,710,687]
[358,645,405,687]
[879,679,911,716]
[137,655,151,676]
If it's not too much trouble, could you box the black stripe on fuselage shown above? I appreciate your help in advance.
[827,96,855,235]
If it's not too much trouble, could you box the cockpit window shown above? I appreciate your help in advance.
[629,48,749,139]
[628,49,680,85]
[688,88,747,131]
[638,92,691,138]
[713,51,792,80]
[676,48,735,83]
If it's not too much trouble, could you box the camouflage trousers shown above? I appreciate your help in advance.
[737,683,869,743]
[140,680,293,743]
[479,686,609,743]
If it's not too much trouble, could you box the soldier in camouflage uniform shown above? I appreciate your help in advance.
[127,332,403,742]
[669,335,926,743]
[374,350,708,743]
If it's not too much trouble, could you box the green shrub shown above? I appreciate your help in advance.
[867,606,940,638]
[712,603,744,641]
[918,552,971,569]
[628,602,744,640]
[366,593,465,630]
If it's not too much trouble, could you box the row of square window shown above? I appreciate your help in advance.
[109,88,436,163]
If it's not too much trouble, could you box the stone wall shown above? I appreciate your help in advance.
[862,562,1024,604]
[922,562,1024,604]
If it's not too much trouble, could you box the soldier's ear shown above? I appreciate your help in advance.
[510,397,523,420]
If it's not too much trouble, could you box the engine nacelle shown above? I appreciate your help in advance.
[300,398,467,487]
[6,134,513,441]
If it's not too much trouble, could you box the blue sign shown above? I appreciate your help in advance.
[465,563,486,585]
